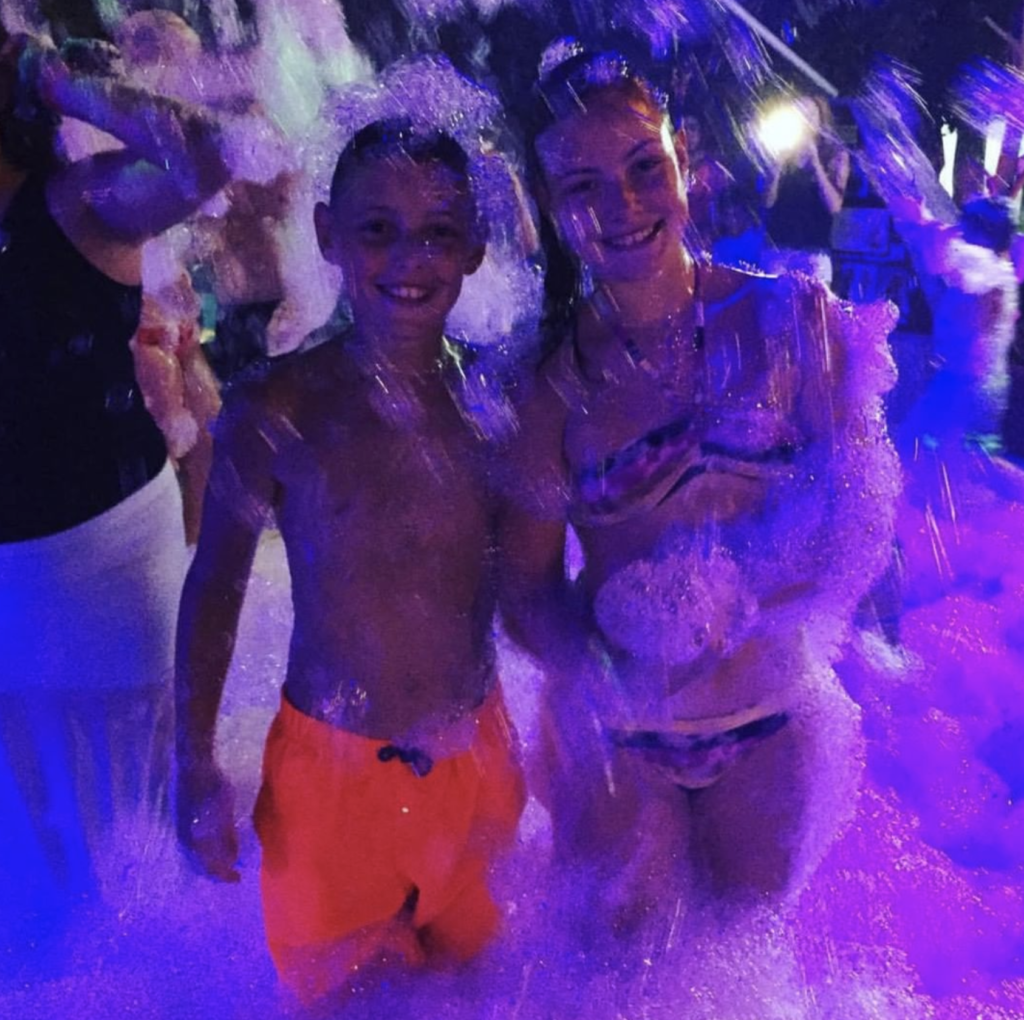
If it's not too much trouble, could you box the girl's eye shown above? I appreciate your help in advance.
[635,157,663,173]
[565,179,597,197]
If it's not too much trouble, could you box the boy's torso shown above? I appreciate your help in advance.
[259,338,500,740]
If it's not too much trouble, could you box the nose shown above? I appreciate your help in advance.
[388,233,433,271]
[603,176,642,221]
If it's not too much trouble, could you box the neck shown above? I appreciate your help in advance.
[348,323,446,376]
[593,245,695,331]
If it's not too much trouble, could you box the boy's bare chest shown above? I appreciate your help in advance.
[275,399,492,535]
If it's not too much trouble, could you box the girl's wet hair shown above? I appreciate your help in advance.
[529,46,667,143]
[329,118,472,205]
[525,46,669,352]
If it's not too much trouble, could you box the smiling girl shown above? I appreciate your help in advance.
[499,46,899,929]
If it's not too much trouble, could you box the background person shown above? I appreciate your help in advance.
[0,26,229,954]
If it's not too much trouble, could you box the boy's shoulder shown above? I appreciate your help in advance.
[220,333,352,422]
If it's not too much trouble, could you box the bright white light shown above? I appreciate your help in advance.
[984,118,1007,177]
[757,103,809,158]
[939,124,956,198]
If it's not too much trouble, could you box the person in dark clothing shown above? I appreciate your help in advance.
[763,95,849,285]
[0,27,229,955]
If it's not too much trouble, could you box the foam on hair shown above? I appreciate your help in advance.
[328,118,472,206]
[528,42,667,144]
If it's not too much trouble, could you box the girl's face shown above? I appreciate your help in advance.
[535,87,688,285]
[316,156,484,341]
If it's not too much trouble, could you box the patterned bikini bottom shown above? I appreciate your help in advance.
[606,708,790,790]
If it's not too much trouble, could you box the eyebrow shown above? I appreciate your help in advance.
[353,205,464,222]
[553,138,662,180]
[555,166,599,182]
[626,139,660,158]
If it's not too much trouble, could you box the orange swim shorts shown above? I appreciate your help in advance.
[253,684,525,1002]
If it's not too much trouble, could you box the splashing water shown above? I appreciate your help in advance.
[5,529,1024,1018]
[3,0,1024,1017]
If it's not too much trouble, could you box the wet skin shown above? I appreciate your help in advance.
[533,87,795,708]
[500,85,845,901]
[176,157,492,880]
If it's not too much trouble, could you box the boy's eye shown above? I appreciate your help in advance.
[358,219,395,240]
[426,223,461,242]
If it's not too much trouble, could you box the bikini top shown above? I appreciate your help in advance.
[566,269,804,528]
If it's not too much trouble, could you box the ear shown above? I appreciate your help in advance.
[314,201,342,266]
[464,241,486,277]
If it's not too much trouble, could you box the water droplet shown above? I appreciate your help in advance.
[105,383,137,414]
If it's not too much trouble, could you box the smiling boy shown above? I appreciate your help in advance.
[175,121,525,1003]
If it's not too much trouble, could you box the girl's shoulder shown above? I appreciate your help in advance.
[702,260,778,313]
[705,261,836,316]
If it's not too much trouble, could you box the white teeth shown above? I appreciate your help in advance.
[383,286,429,300]
[604,223,659,250]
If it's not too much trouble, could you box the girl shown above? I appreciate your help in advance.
[499,46,899,927]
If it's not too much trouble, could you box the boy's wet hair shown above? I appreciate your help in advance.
[329,118,472,206]
[959,196,1016,256]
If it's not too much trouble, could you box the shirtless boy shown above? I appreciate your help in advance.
[175,120,525,1003]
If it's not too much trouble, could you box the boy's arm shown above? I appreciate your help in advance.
[495,371,582,669]
[175,383,277,881]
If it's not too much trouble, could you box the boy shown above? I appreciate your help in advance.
[175,121,525,1003]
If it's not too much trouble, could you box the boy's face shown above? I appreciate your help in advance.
[316,156,484,341]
